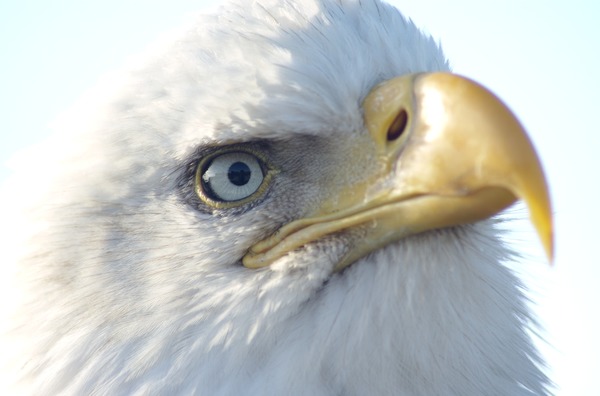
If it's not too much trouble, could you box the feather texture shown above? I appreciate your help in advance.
[0,0,549,394]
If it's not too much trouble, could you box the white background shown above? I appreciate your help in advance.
[1,1,598,394]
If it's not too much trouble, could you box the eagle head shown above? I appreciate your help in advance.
[1,0,552,395]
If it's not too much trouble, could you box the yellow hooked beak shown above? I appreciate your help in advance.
[243,73,553,271]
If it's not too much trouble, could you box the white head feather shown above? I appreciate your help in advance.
[0,0,549,394]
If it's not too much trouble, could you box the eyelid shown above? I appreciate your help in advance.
[194,145,277,209]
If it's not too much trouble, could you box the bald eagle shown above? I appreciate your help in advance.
[0,0,553,395]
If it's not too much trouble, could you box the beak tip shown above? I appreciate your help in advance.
[544,231,555,266]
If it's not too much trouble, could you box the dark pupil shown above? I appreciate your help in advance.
[228,161,252,186]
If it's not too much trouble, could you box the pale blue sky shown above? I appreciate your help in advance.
[1,1,598,394]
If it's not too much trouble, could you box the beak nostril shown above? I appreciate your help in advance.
[387,109,408,142]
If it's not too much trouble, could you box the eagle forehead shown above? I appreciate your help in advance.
[147,0,449,147]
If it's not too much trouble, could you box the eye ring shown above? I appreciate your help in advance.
[195,147,276,209]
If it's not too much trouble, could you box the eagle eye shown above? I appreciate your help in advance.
[195,149,274,208]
